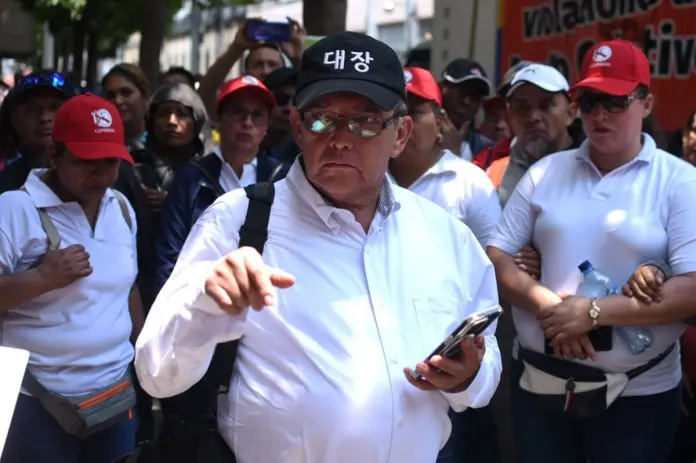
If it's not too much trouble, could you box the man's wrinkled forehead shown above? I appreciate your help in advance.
[305,92,384,114]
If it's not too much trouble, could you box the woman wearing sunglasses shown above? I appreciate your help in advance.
[487,39,696,462]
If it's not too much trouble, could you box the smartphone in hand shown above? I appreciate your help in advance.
[412,305,502,380]
[246,20,292,43]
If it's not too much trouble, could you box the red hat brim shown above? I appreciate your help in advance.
[570,76,639,97]
[64,140,134,164]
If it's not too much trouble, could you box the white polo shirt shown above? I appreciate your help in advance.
[489,134,696,396]
[136,160,502,463]
[398,149,501,246]
[0,169,138,396]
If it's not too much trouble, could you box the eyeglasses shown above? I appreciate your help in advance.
[17,72,68,91]
[300,110,397,138]
[576,92,638,115]
[221,106,269,125]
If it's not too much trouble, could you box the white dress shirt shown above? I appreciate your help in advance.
[489,134,696,396]
[213,146,257,192]
[399,149,501,246]
[136,160,502,463]
[0,169,137,395]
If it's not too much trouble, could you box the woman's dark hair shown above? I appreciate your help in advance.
[101,63,152,100]
[643,114,668,150]
[635,84,650,99]
[683,110,696,134]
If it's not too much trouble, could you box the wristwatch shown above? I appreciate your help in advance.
[588,299,601,328]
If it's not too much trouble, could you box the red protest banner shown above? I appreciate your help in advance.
[500,0,696,131]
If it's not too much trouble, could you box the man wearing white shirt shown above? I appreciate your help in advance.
[390,67,501,246]
[136,32,502,463]
[390,66,502,463]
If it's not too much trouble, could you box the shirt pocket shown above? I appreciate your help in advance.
[412,297,463,358]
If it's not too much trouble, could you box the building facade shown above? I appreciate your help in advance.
[121,0,436,79]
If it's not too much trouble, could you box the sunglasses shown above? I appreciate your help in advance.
[17,72,68,91]
[300,110,397,138]
[576,92,638,115]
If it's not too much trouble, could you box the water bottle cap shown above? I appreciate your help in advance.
[578,261,592,272]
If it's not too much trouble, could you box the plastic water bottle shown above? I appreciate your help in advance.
[577,261,653,355]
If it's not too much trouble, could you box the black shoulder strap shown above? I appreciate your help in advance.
[238,182,275,253]
[208,181,276,395]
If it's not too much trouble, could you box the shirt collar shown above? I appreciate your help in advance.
[285,157,400,233]
[574,132,656,166]
[425,150,460,177]
[212,145,258,168]
[390,149,458,187]
[22,168,115,209]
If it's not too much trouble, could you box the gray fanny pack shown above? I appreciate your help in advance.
[22,369,136,438]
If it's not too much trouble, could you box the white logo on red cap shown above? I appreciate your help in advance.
[593,45,612,62]
[92,109,113,128]
[404,70,413,83]
[242,75,259,86]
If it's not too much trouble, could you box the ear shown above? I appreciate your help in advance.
[435,112,444,145]
[289,108,303,145]
[564,99,577,127]
[391,116,413,159]
[642,93,654,118]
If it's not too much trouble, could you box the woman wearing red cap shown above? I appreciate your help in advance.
[0,94,143,462]
[488,39,696,461]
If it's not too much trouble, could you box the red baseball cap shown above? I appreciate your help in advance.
[52,94,133,163]
[216,75,276,113]
[403,67,442,107]
[571,39,650,96]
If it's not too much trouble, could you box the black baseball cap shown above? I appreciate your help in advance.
[294,31,407,110]
[441,59,492,95]
[497,60,534,98]
[264,67,298,91]
[13,71,76,101]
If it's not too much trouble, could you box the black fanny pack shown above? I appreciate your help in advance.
[517,344,675,419]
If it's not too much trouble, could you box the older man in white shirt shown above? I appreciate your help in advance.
[135,31,502,463]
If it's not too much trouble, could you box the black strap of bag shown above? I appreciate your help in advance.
[519,343,675,381]
[208,182,276,396]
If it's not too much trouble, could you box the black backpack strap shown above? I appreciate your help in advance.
[238,182,275,254]
[209,182,276,395]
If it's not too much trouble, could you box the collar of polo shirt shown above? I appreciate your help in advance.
[574,133,656,167]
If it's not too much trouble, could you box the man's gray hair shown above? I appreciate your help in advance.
[393,100,408,117]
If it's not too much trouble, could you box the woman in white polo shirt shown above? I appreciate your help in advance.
[488,39,696,462]
[0,94,143,463]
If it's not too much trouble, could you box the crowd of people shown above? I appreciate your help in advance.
[1,17,696,463]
